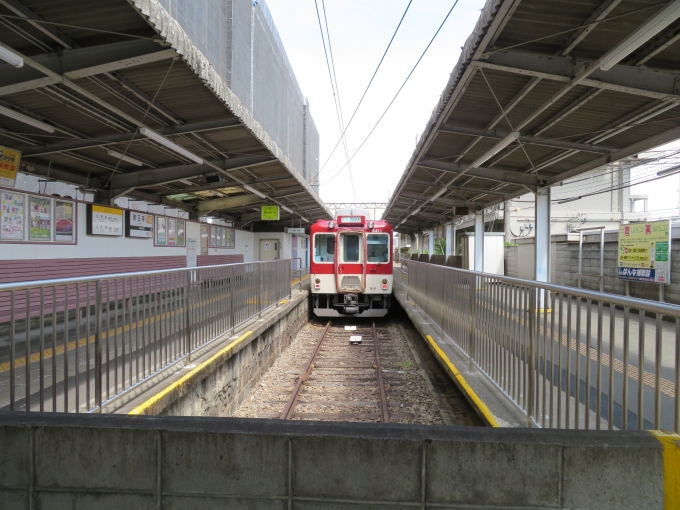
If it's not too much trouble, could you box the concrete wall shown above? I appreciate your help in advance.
[162,293,308,417]
[0,413,671,509]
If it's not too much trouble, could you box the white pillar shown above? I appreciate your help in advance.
[428,229,435,256]
[445,223,453,258]
[474,210,484,272]
[535,187,551,284]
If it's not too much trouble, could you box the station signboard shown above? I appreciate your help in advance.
[86,204,123,236]
[125,210,153,238]
[617,220,671,284]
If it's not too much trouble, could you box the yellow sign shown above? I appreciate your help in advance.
[0,146,21,188]
[618,220,671,283]
[261,205,280,221]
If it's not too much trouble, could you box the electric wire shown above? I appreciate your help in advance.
[311,0,414,184]
[321,0,461,186]
[313,0,356,199]
[319,0,356,200]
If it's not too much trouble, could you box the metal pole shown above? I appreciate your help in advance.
[599,229,605,292]
[474,211,484,273]
[535,188,551,310]
[258,263,263,319]
[527,286,537,426]
[185,271,192,364]
[95,279,103,412]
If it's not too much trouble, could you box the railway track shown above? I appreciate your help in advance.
[279,320,394,422]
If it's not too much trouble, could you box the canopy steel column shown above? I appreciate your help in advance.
[445,223,453,258]
[535,187,551,309]
[428,230,435,257]
[474,211,484,272]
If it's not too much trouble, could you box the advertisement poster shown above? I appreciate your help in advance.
[177,219,185,246]
[1,191,25,240]
[209,225,216,247]
[225,228,233,249]
[201,224,208,254]
[126,211,153,239]
[54,200,74,242]
[87,204,122,236]
[29,196,51,240]
[618,220,671,283]
[0,146,21,188]
[157,216,166,245]
[167,218,176,246]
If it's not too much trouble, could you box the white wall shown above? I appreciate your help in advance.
[0,202,255,262]
[253,232,293,261]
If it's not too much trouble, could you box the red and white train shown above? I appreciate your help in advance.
[310,209,393,317]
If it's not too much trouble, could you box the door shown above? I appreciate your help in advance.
[336,231,365,292]
[259,239,279,261]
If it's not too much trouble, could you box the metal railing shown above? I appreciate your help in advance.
[291,258,309,291]
[397,260,680,432]
[0,259,292,413]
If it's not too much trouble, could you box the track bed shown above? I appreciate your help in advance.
[233,317,482,426]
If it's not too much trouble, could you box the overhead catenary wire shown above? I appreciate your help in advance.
[310,0,414,184]
[316,0,356,200]
[321,0,461,186]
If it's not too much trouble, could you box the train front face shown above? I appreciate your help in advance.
[310,215,393,317]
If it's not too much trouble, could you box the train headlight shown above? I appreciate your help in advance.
[315,278,321,284]
[328,221,335,229]
[382,279,387,284]
[367,221,374,229]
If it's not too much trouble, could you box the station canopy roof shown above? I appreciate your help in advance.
[0,0,331,227]
[384,0,680,232]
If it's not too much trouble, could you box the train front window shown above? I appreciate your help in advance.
[367,234,389,263]
[343,234,362,263]
[313,234,335,263]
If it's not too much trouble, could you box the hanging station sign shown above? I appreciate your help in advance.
[86,204,123,236]
[125,210,154,238]
[0,146,21,188]
[617,220,671,284]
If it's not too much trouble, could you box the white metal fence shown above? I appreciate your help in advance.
[398,259,680,431]
[0,260,292,413]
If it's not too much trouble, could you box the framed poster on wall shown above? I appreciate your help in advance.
[29,196,51,240]
[86,204,122,236]
[201,224,208,254]
[167,218,176,246]
[125,210,153,238]
[54,200,74,242]
[156,216,166,245]
[1,191,25,240]
[177,219,185,246]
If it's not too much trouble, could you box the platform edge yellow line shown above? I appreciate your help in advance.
[425,334,499,428]
[129,331,253,416]
[651,430,680,510]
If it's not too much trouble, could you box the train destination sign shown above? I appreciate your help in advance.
[261,205,279,221]
[617,220,671,284]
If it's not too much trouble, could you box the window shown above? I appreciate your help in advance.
[367,234,389,263]
[314,233,335,263]
[343,234,362,263]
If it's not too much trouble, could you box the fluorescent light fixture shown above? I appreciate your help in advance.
[281,205,293,213]
[243,184,267,198]
[600,1,680,71]
[140,127,203,164]
[107,149,142,167]
[430,188,448,201]
[657,164,680,177]
[0,46,23,68]
[469,131,519,168]
[0,104,54,132]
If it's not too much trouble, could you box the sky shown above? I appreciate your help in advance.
[265,0,487,205]
[265,0,680,219]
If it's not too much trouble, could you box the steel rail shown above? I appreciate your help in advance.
[279,320,331,420]
[372,321,390,423]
